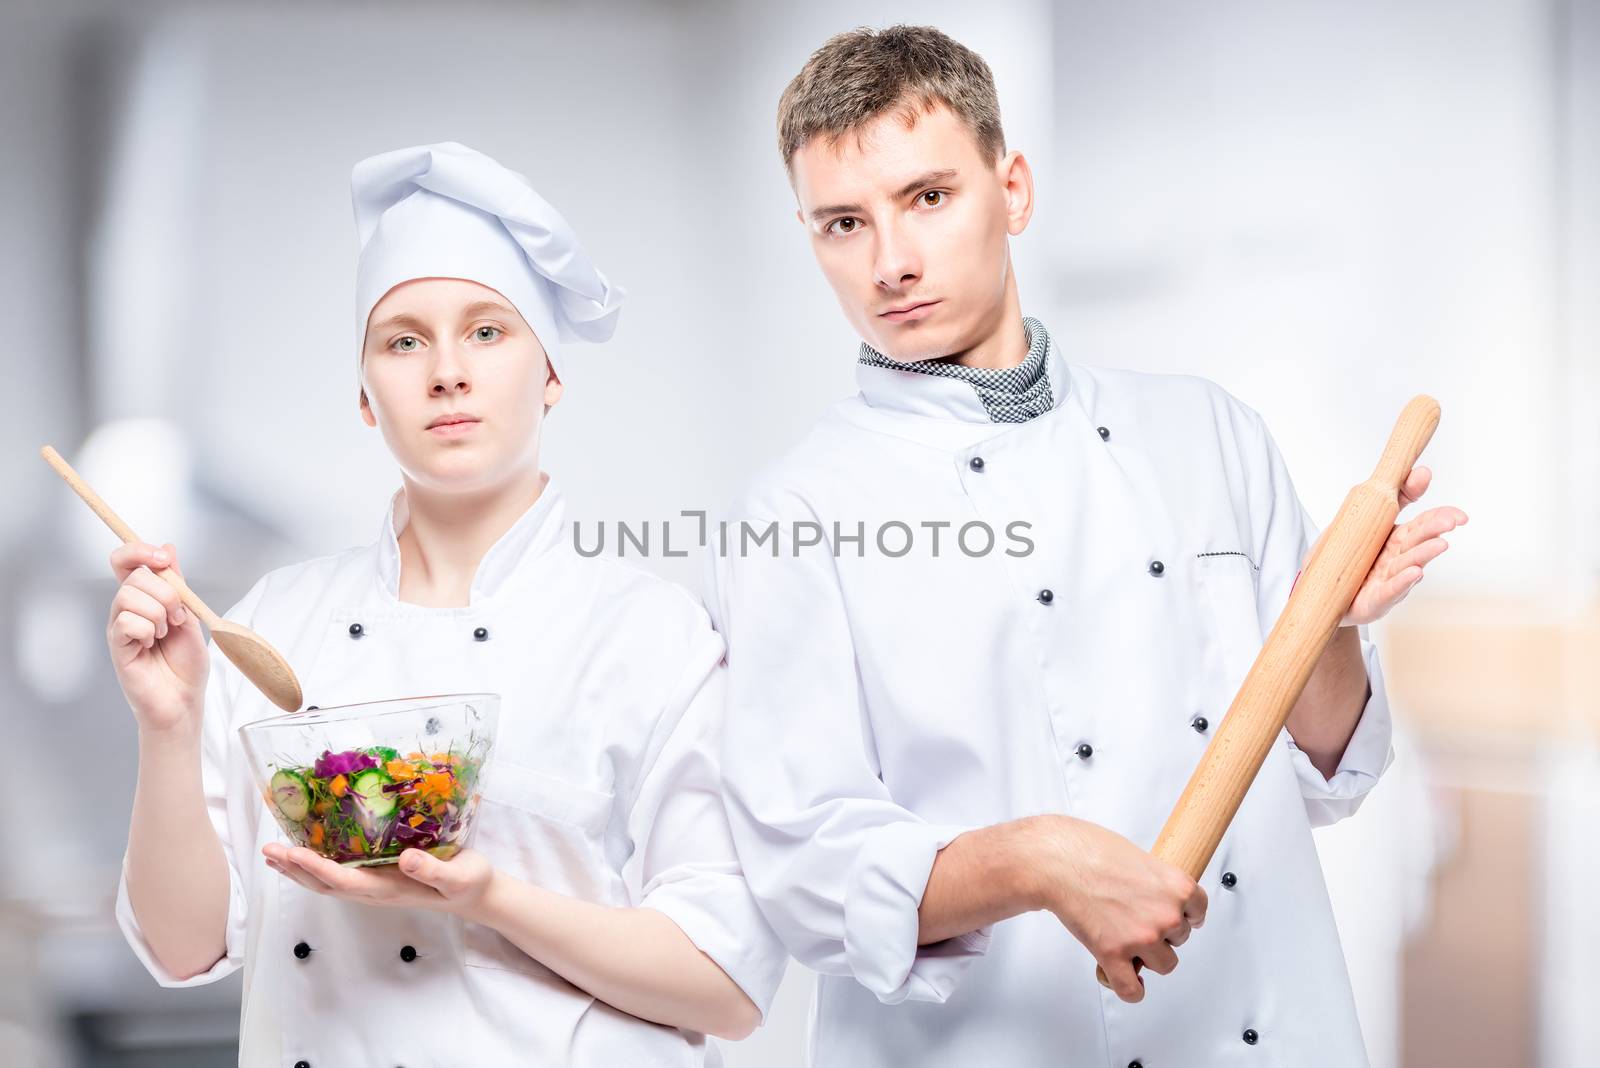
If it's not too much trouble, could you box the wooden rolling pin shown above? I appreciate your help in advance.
[1095,394,1441,991]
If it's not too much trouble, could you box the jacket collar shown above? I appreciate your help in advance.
[854,319,1071,424]
[375,472,566,606]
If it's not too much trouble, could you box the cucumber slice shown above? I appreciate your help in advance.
[270,770,311,822]
[350,768,396,817]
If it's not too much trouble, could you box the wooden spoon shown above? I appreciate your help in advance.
[40,444,304,712]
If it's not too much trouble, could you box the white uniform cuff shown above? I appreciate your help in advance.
[1287,634,1396,826]
[843,821,992,1005]
[113,853,246,987]
[640,866,789,1020]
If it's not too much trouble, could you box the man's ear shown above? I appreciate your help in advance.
[999,149,1035,236]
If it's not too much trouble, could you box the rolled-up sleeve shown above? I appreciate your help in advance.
[112,576,270,987]
[113,634,251,986]
[1246,405,1398,827]
[621,624,789,1020]
[705,513,990,1006]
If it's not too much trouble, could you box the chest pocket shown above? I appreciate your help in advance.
[460,760,616,975]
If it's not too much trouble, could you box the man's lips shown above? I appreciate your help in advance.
[879,300,940,323]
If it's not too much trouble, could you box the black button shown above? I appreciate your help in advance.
[473,627,489,642]
[1243,1028,1259,1045]
[293,941,311,959]
[295,1061,311,1068]
[305,705,318,711]
[1148,560,1165,577]
[1038,588,1054,604]
[1097,426,1111,441]
[1076,743,1094,760]
[969,456,985,472]
[400,944,417,962]
[1129,1062,1143,1068]
[1192,715,1209,733]
[348,622,364,638]
[1222,871,1238,889]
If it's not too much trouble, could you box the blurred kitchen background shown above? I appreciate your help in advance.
[1,0,1594,1065]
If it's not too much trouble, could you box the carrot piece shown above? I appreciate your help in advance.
[309,823,325,847]
[330,774,348,798]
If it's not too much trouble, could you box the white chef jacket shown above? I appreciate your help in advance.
[115,472,786,1068]
[706,330,1395,1068]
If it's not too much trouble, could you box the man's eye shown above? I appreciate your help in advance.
[393,336,420,353]
[473,326,502,342]
[920,190,945,207]
[827,217,859,236]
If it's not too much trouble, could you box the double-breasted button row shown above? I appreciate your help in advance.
[295,940,419,961]
[347,622,490,641]
[1035,561,1162,609]
[1128,1027,1258,1064]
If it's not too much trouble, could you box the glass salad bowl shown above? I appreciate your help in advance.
[239,693,499,867]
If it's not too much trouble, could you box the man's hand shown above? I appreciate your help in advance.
[1342,465,1467,626]
[1031,815,1207,1003]
[262,843,497,918]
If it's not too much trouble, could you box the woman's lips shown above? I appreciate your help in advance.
[427,420,481,437]
[880,300,940,323]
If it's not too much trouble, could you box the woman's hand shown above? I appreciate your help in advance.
[1342,465,1467,626]
[262,843,497,917]
[107,542,208,737]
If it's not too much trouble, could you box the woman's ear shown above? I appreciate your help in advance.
[359,387,377,428]
[543,361,564,412]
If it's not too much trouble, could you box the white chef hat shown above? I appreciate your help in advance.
[351,141,623,377]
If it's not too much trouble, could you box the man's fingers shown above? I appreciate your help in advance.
[1184,885,1208,928]
[1394,537,1449,575]
[1399,465,1432,507]
[1139,940,1180,976]
[1101,958,1145,1002]
[1162,918,1193,947]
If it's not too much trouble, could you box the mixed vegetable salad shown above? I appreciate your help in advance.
[263,743,487,865]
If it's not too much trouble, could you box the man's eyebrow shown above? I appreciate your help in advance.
[807,168,961,222]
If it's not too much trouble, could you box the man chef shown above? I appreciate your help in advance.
[108,141,785,1067]
[705,25,1467,1068]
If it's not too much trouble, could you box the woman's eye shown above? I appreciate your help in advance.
[473,326,501,342]
[827,217,859,236]
[920,190,945,207]
[393,336,420,353]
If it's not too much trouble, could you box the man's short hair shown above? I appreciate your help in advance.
[777,24,1007,172]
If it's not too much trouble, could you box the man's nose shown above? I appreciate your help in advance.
[873,220,921,290]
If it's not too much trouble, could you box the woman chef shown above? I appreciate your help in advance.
[105,141,786,1067]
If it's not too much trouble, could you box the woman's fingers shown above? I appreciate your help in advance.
[109,541,176,583]
[111,608,158,651]
[122,566,189,630]
[109,582,172,638]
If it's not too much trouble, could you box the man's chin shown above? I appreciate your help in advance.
[863,324,957,365]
